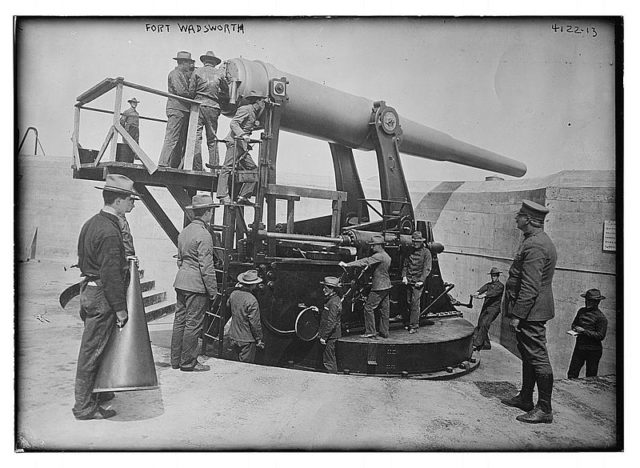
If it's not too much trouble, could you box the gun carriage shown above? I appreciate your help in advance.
[72,58,526,378]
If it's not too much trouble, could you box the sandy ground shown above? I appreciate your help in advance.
[15,260,619,451]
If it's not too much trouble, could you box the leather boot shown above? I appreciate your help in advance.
[501,394,534,412]
[515,406,553,424]
[535,372,554,414]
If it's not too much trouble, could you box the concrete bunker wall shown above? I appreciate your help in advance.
[414,170,617,377]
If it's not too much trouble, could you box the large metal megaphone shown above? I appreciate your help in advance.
[93,258,158,392]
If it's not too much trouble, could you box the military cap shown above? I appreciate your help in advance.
[185,194,216,210]
[320,276,342,288]
[411,231,425,242]
[95,174,140,199]
[368,234,385,245]
[237,269,263,285]
[517,200,549,224]
[173,51,195,62]
[580,288,605,301]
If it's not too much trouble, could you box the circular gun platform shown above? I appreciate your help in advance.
[336,317,478,379]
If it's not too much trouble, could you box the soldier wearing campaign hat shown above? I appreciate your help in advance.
[120,97,140,144]
[319,277,343,373]
[159,51,197,169]
[227,270,265,363]
[567,288,608,379]
[501,200,557,424]
[72,174,140,420]
[339,234,392,338]
[471,267,505,351]
[170,194,218,372]
[189,51,228,170]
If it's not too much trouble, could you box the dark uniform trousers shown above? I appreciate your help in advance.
[568,347,603,378]
[72,282,117,419]
[229,339,257,363]
[473,306,502,349]
[516,320,554,412]
[323,339,337,373]
[125,125,139,144]
[365,289,390,337]
[195,106,221,167]
[216,141,257,199]
[170,289,210,369]
[407,285,424,329]
[159,109,194,169]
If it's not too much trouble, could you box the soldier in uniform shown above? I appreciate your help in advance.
[119,97,140,144]
[73,174,138,420]
[216,91,266,205]
[567,288,608,378]
[339,234,392,339]
[401,231,433,333]
[158,51,196,169]
[189,51,228,170]
[228,270,265,363]
[501,200,557,424]
[471,267,504,351]
[170,194,218,372]
[318,276,343,373]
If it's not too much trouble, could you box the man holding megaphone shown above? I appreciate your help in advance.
[72,175,139,420]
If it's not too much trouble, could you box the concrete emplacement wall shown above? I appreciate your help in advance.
[17,156,618,378]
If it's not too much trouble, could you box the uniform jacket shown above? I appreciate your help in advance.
[166,67,193,112]
[119,107,139,130]
[226,102,262,141]
[572,306,608,350]
[173,219,218,296]
[346,250,392,291]
[188,64,227,109]
[77,210,127,311]
[319,293,342,341]
[117,214,135,257]
[401,246,432,284]
[477,280,504,315]
[505,230,557,321]
[228,288,263,343]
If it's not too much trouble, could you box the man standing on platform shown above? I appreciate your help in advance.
[501,200,557,424]
[228,270,265,363]
[158,51,195,169]
[171,194,218,372]
[73,174,137,420]
[318,276,343,373]
[216,91,266,205]
[189,51,228,170]
[119,97,140,144]
[339,234,392,339]
[471,267,504,351]
[401,231,432,333]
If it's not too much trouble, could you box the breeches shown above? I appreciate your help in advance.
[516,320,553,376]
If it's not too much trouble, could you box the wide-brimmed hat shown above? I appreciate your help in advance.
[488,267,501,275]
[411,231,425,242]
[128,97,140,104]
[368,234,385,245]
[516,200,549,225]
[200,50,222,65]
[173,51,195,62]
[580,288,605,301]
[320,276,342,288]
[243,89,267,101]
[237,270,263,285]
[95,174,140,199]
[185,194,216,210]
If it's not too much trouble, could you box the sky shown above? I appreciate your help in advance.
[15,17,617,183]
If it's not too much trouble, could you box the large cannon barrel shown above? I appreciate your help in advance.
[225,58,527,177]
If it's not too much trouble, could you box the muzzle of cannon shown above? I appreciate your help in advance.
[224,58,527,177]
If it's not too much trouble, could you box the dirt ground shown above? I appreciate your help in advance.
[15,260,619,451]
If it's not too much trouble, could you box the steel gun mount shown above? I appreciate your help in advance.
[202,58,526,377]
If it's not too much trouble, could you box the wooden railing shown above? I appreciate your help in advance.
[73,77,203,174]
